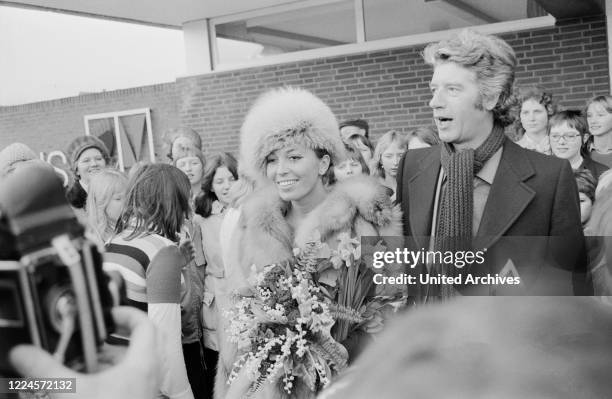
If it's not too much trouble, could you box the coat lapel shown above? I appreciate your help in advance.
[408,148,441,248]
[476,141,535,249]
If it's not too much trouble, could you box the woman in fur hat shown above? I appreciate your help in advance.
[217,87,403,399]
[65,135,111,210]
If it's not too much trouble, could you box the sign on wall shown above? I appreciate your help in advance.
[84,108,155,172]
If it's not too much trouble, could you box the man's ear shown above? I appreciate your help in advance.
[483,93,500,112]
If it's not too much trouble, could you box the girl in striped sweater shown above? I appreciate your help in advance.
[103,163,195,399]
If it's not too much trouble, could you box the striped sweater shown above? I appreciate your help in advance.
[103,231,194,399]
[104,232,185,310]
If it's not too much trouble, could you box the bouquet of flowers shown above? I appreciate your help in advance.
[226,244,349,397]
[226,231,405,397]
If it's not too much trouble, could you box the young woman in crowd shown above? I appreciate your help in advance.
[549,110,608,180]
[332,143,370,182]
[371,130,408,201]
[586,95,612,168]
[173,147,209,399]
[346,133,375,165]
[164,127,203,162]
[86,168,128,244]
[174,147,207,211]
[217,87,402,399]
[194,151,238,398]
[406,126,439,149]
[103,164,195,399]
[513,86,556,155]
[65,135,110,211]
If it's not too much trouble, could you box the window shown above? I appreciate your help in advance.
[84,108,154,172]
[212,0,356,68]
[364,0,548,41]
[208,0,552,71]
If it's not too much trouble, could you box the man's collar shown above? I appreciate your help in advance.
[476,147,503,184]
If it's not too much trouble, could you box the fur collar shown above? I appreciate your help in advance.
[240,176,403,262]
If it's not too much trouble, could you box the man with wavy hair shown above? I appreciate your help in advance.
[396,29,587,298]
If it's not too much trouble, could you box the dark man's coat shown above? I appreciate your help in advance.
[396,139,589,295]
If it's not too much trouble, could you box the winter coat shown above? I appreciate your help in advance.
[198,205,228,352]
[215,175,402,399]
[180,217,206,345]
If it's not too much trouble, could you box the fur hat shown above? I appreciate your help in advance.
[0,142,37,175]
[239,87,346,179]
[66,135,110,173]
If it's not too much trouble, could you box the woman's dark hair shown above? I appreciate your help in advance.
[65,179,88,209]
[313,148,335,187]
[116,163,190,242]
[197,152,239,218]
[574,169,597,203]
[329,143,370,184]
[548,110,589,158]
[346,134,374,155]
[584,95,612,151]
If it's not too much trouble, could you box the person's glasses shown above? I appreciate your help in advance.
[550,134,581,142]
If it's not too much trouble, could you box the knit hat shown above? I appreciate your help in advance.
[66,135,110,173]
[172,146,206,170]
[239,87,346,179]
[0,142,37,175]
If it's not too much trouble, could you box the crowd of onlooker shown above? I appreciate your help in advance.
[2,82,612,398]
[511,88,612,231]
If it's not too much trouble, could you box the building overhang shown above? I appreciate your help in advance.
[1,0,606,29]
[535,0,604,19]
[0,0,298,28]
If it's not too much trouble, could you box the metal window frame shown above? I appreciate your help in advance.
[205,0,555,73]
[83,108,154,171]
[209,0,356,69]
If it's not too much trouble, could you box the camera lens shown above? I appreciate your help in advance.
[45,285,77,333]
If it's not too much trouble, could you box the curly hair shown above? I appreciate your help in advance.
[511,86,557,139]
[423,29,517,127]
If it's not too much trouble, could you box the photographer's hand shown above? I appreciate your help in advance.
[9,307,162,399]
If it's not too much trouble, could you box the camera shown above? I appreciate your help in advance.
[0,162,115,376]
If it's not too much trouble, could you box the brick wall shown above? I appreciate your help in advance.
[179,15,609,152]
[0,82,179,159]
[0,15,608,159]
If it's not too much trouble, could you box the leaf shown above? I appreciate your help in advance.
[293,362,316,392]
[317,259,335,273]
[328,303,365,323]
[247,373,267,397]
[312,333,348,371]
[318,268,338,287]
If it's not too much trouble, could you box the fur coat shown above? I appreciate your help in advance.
[215,175,402,399]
